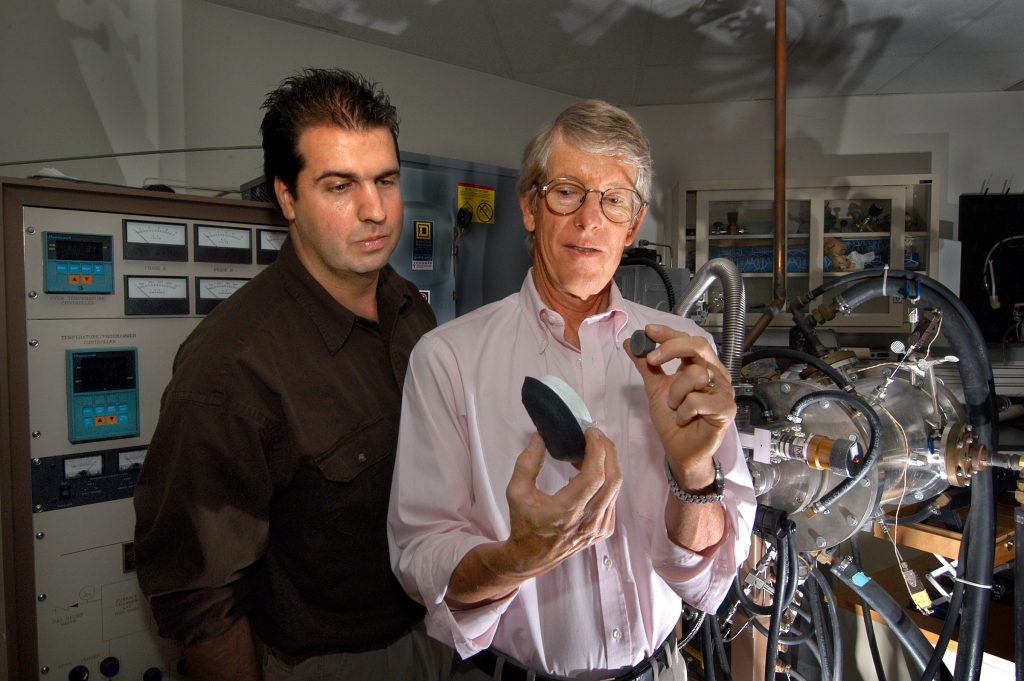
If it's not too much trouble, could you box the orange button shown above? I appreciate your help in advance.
[94,416,105,426]
[82,274,93,284]
[105,415,118,424]
[69,274,81,284]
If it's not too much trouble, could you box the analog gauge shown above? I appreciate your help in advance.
[260,230,286,251]
[126,276,188,299]
[198,278,248,300]
[196,225,251,249]
[64,455,104,480]
[117,449,147,472]
[124,220,187,245]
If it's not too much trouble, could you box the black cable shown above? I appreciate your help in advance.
[919,520,972,681]
[850,535,887,681]
[764,533,789,681]
[701,615,717,681]
[620,252,676,311]
[789,390,883,513]
[785,529,801,606]
[829,559,949,679]
[810,568,843,681]
[742,347,851,389]
[805,572,833,681]
[1016,507,1024,681]
[750,612,816,646]
[878,498,942,526]
[709,615,733,681]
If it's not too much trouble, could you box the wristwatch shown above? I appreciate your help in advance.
[664,457,724,504]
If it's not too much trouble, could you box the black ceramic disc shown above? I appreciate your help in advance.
[521,376,587,463]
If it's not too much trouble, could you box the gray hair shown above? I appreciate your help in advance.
[517,100,653,210]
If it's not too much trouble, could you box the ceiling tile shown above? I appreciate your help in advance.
[787,54,921,99]
[486,0,650,72]
[644,1,775,64]
[878,51,1024,94]
[932,0,1024,54]
[203,0,1024,105]
[634,60,773,106]
[830,0,1000,57]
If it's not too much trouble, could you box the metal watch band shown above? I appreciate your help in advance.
[664,457,724,504]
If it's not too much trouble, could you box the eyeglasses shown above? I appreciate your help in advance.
[535,178,646,224]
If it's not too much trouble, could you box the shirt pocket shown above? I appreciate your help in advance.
[312,416,397,483]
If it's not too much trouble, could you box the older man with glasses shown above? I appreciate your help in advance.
[388,100,755,681]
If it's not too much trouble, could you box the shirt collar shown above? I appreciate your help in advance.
[279,238,411,355]
[519,268,631,353]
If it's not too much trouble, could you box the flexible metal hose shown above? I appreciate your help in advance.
[675,258,746,382]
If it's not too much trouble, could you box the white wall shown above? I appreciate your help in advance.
[3,1,1024,243]
[631,91,1024,243]
[0,0,573,197]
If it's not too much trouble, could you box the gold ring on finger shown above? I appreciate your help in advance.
[700,367,716,393]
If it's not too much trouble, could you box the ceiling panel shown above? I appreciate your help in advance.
[486,0,652,73]
[933,0,1024,54]
[634,59,773,106]
[837,0,1001,57]
[205,0,1024,105]
[879,50,1024,94]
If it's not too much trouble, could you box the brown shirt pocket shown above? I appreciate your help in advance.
[312,416,398,483]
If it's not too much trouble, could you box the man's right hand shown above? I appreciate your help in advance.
[445,427,622,609]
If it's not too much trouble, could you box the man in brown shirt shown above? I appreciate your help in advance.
[133,68,447,681]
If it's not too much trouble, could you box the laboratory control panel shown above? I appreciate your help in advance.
[44,231,114,294]
[31,446,146,512]
[66,349,140,443]
[3,180,287,681]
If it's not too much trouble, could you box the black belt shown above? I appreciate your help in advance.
[469,634,676,681]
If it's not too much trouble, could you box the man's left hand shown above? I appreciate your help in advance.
[625,324,736,490]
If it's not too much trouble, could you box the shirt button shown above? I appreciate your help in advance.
[612,628,623,641]
[603,555,612,568]
[357,453,367,463]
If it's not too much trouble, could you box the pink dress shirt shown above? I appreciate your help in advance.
[388,272,755,680]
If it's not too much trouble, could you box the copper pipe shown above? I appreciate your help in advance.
[743,310,775,351]
[744,0,789,352]
[773,0,788,305]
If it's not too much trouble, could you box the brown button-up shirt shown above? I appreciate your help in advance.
[133,238,436,658]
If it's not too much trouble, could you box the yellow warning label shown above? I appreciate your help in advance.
[415,221,432,239]
[457,183,496,224]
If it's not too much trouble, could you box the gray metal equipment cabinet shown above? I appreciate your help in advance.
[676,174,940,331]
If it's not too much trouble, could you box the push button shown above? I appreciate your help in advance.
[82,274,94,285]
[69,274,81,284]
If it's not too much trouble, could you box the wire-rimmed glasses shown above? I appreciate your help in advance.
[536,178,645,224]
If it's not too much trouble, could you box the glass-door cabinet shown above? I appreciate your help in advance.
[678,175,939,330]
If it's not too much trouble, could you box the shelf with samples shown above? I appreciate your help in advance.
[676,175,940,329]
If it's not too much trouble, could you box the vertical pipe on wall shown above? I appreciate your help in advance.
[773,0,787,304]
[743,0,789,351]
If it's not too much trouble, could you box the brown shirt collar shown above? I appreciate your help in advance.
[277,237,412,355]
